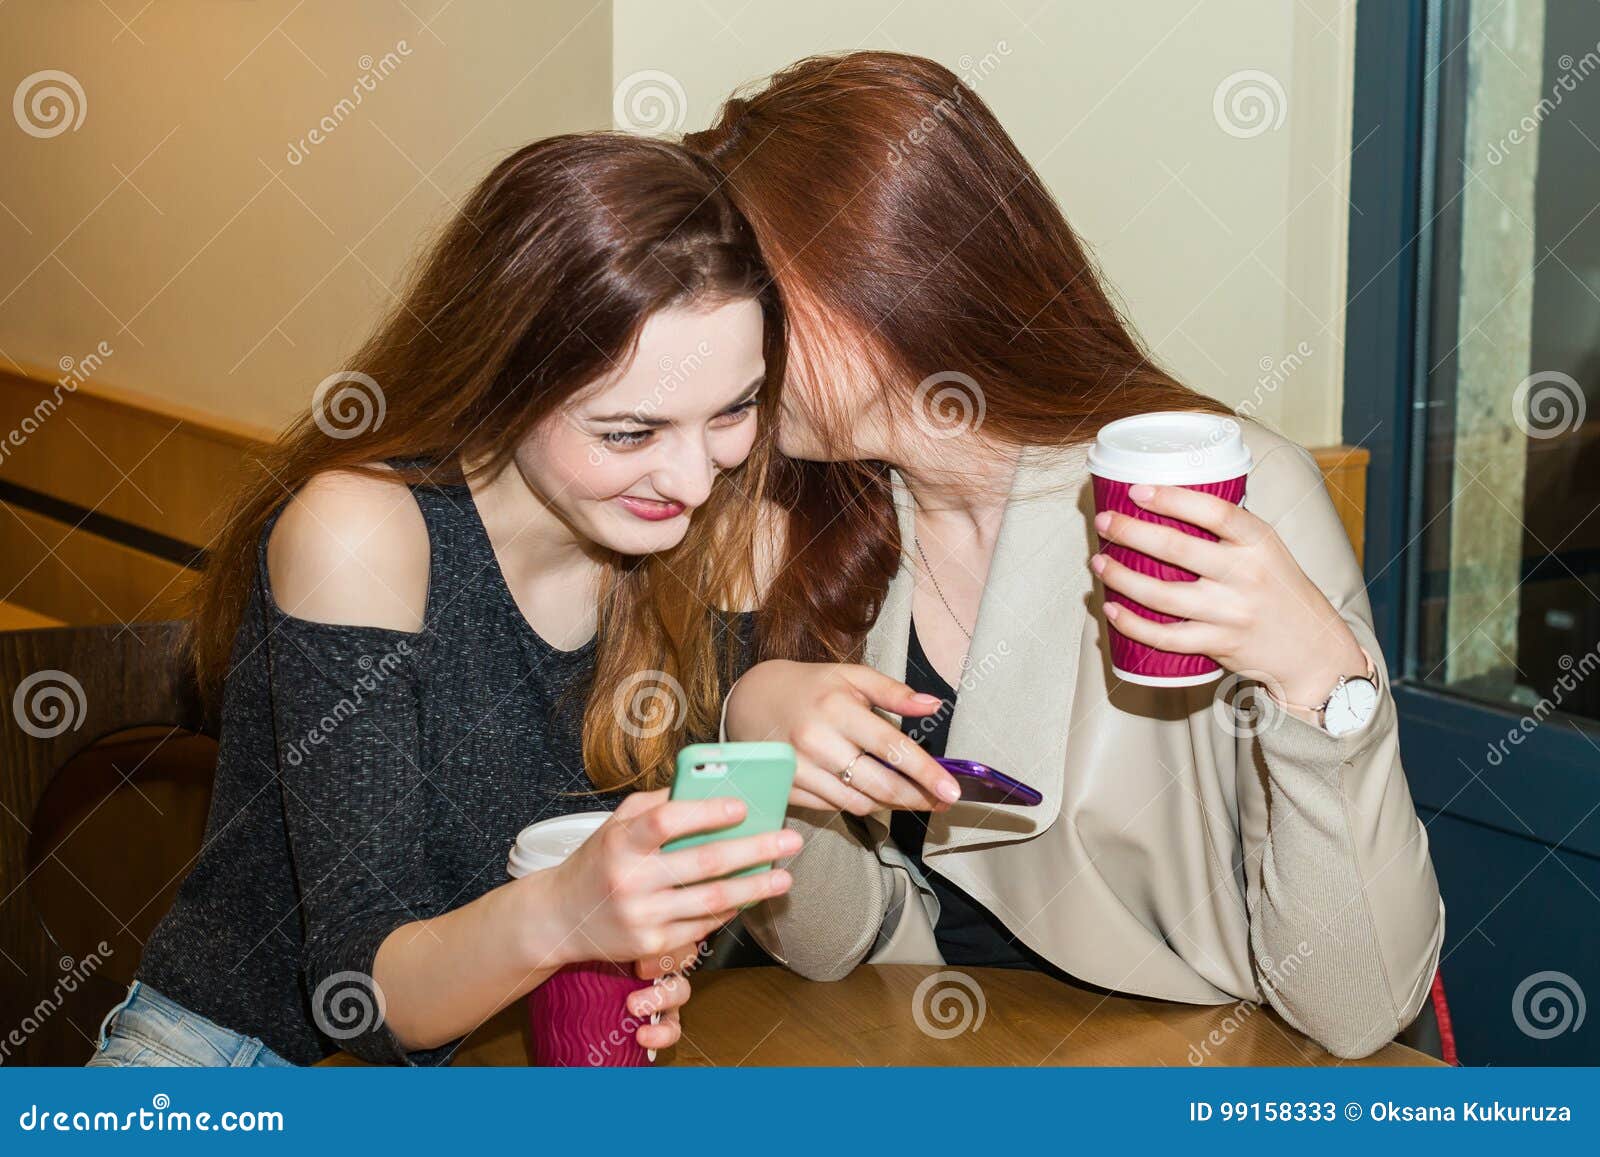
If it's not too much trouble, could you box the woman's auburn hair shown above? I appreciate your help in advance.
[187,133,785,792]
[685,50,1235,666]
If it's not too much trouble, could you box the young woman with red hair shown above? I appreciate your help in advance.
[687,51,1443,1059]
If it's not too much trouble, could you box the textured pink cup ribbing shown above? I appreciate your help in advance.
[526,960,654,1067]
[1092,474,1247,684]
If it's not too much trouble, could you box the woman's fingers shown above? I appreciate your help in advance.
[621,796,746,854]
[629,971,691,1019]
[841,664,943,717]
[654,867,792,922]
[635,1005,680,1051]
[791,762,884,815]
[611,787,668,822]
[1094,510,1227,578]
[1092,553,1212,620]
[656,829,801,888]
[788,718,932,812]
[839,711,959,805]
[1103,600,1218,656]
[1127,484,1262,545]
[789,783,841,810]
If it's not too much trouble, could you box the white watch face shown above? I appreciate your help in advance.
[1324,676,1379,737]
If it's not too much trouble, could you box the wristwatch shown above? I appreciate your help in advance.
[1310,650,1380,738]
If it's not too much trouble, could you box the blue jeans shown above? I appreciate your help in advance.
[85,980,297,1068]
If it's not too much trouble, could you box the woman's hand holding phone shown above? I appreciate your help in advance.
[520,788,798,1053]
[541,788,798,966]
[723,660,963,815]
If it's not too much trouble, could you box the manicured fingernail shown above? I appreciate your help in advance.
[1130,484,1156,501]
[912,692,941,705]
[1104,603,1121,619]
[939,780,961,803]
[1090,554,1106,574]
[1094,511,1112,532]
[723,799,742,818]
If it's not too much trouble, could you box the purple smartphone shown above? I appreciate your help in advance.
[871,754,1042,807]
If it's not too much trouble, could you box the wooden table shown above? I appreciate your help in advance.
[322,965,1440,1067]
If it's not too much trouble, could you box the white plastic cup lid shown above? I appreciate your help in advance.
[506,811,610,879]
[1087,411,1252,486]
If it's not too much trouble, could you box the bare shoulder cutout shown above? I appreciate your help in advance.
[264,464,430,633]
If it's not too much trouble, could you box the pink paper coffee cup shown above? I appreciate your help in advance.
[507,812,656,1067]
[524,959,654,1067]
[1087,412,1251,687]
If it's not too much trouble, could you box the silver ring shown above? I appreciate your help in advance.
[837,752,864,785]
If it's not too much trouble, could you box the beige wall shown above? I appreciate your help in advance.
[615,0,1356,446]
[0,0,612,433]
[1,1,1354,446]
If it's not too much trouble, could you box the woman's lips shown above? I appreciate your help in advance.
[615,495,687,522]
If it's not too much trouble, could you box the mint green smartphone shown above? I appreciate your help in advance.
[662,742,797,880]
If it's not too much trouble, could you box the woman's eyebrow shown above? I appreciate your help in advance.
[723,375,765,407]
[585,375,763,424]
[586,409,670,426]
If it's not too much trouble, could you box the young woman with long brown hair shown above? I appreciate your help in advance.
[87,134,799,1067]
[687,52,1444,1059]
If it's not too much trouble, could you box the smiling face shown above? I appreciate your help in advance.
[514,296,767,556]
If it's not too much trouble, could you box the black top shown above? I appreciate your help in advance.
[136,460,748,1065]
[888,618,1045,970]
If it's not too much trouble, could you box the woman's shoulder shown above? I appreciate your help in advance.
[264,463,430,633]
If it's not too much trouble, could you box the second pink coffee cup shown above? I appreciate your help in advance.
[1087,411,1252,687]
[507,812,656,1067]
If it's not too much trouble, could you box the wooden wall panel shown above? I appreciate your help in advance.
[0,502,196,624]
[0,368,272,549]
[1310,444,1371,567]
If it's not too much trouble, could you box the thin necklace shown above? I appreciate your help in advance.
[913,535,973,642]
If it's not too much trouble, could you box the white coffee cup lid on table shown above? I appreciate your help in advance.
[1086,411,1252,486]
[506,811,610,879]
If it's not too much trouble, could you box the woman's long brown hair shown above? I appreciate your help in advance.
[188,133,784,791]
[685,51,1233,664]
